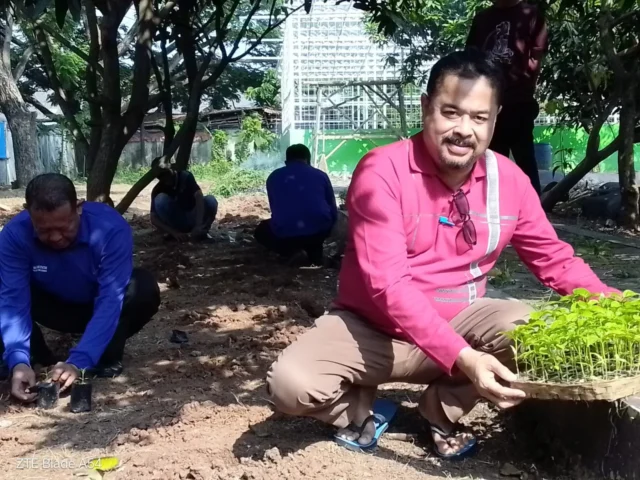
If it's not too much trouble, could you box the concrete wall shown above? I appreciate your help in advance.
[119,137,213,170]
[38,132,78,178]
[0,132,215,186]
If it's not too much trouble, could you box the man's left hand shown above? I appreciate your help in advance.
[50,362,79,392]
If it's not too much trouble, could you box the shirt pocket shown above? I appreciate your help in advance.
[404,212,437,257]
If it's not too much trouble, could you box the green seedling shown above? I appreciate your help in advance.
[575,239,612,260]
[504,288,640,384]
[488,263,514,287]
[77,368,89,384]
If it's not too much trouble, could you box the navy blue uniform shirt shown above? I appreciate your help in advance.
[0,202,133,370]
[266,162,338,238]
[150,171,200,213]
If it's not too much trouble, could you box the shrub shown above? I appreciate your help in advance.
[190,160,266,198]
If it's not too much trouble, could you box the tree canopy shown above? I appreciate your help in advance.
[0,0,407,209]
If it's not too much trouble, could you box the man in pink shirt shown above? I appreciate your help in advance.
[266,50,615,459]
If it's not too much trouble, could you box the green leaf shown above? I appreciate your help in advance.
[573,288,591,299]
[88,457,120,472]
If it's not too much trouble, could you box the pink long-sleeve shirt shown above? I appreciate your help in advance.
[334,134,616,374]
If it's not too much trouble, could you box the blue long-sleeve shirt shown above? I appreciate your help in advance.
[0,202,133,371]
[266,162,338,238]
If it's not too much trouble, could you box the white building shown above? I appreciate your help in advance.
[279,2,426,174]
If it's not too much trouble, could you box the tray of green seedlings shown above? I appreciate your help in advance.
[505,288,640,401]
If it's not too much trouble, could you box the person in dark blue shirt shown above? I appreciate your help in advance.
[254,144,338,266]
[150,167,218,241]
[0,174,160,403]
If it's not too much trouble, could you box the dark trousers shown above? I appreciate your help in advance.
[1,268,161,367]
[254,220,330,266]
[490,101,542,195]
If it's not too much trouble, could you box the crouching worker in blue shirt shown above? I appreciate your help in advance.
[0,173,161,403]
[150,167,218,242]
[254,144,338,266]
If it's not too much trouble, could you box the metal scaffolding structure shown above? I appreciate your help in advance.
[309,80,410,169]
[280,2,425,171]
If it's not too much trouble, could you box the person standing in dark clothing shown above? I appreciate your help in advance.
[0,174,160,402]
[255,144,338,266]
[466,0,548,194]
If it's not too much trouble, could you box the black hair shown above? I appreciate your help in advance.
[426,48,504,105]
[286,144,311,164]
[25,173,78,211]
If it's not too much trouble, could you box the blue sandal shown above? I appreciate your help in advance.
[430,424,477,460]
[334,398,397,452]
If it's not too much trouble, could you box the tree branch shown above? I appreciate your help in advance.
[3,5,14,68]
[229,3,303,63]
[618,43,640,60]
[585,96,617,157]
[83,0,103,174]
[116,0,175,56]
[117,23,139,56]
[227,0,263,59]
[160,24,174,149]
[598,11,628,80]
[26,98,63,121]
[149,48,164,89]
[9,34,26,49]
[33,22,89,146]
[146,92,164,110]
[611,9,640,28]
[99,6,125,130]
[157,0,177,20]
[39,21,104,76]
[13,46,34,80]
[122,0,157,143]
[22,69,51,91]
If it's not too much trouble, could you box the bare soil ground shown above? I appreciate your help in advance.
[0,184,626,480]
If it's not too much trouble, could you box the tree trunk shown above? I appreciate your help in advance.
[5,106,41,187]
[160,27,175,151]
[175,103,199,170]
[541,136,621,212]
[86,125,122,202]
[540,98,621,212]
[84,1,103,176]
[174,5,198,170]
[115,166,159,214]
[617,81,638,227]
[74,136,88,177]
[0,65,44,187]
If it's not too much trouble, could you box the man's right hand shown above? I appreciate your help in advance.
[11,364,37,402]
[455,347,526,409]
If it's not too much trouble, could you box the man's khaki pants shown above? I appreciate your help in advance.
[266,298,532,429]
